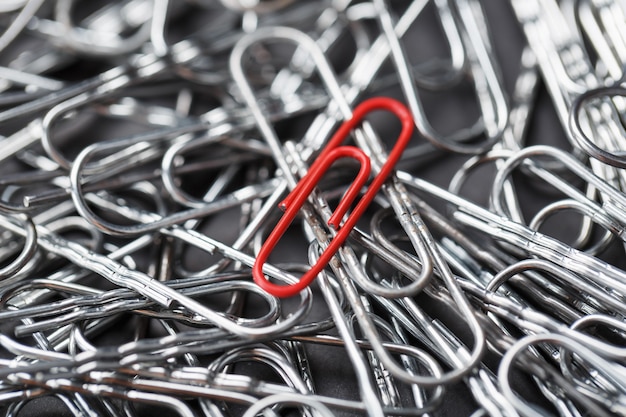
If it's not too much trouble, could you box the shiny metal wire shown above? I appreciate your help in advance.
[0,1,625,417]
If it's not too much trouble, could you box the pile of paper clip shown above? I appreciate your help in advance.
[1,0,626,416]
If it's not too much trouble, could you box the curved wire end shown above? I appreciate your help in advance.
[253,96,414,298]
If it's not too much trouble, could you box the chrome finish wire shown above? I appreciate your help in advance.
[0,1,625,417]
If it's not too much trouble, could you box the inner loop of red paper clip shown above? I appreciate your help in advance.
[253,96,414,298]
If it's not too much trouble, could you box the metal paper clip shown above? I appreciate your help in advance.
[253,96,413,298]
[491,145,626,238]
[373,0,508,154]
[230,24,436,300]
[231,23,486,388]
[510,0,626,178]
[28,0,154,57]
[0,0,45,55]
[499,333,626,417]
[4,1,626,416]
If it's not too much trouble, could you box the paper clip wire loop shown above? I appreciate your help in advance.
[569,85,626,168]
[254,146,370,298]
[253,96,414,298]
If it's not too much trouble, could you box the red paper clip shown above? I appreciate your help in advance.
[253,97,414,298]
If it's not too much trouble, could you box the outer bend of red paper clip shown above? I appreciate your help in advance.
[253,97,414,298]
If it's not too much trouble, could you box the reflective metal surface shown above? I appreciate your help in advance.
[0,1,625,417]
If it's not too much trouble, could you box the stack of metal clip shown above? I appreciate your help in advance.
[0,0,625,416]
